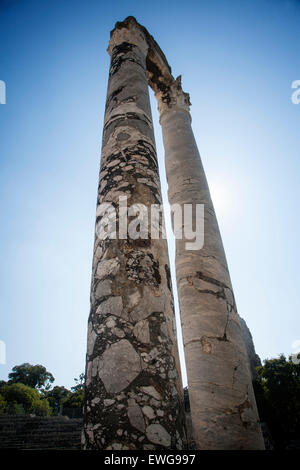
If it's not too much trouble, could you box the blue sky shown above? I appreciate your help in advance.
[0,0,299,389]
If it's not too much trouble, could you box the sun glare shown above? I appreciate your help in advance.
[209,180,239,218]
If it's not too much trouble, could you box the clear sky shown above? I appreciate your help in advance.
[0,0,299,389]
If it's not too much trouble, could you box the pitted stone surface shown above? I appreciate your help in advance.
[98,339,142,393]
[130,289,165,322]
[142,405,155,420]
[95,279,112,299]
[96,258,120,280]
[91,357,99,377]
[104,399,115,407]
[140,386,162,401]
[83,16,187,450]
[96,296,123,317]
[126,251,161,286]
[127,402,145,433]
[87,323,97,356]
[146,424,171,447]
[133,319,150,343]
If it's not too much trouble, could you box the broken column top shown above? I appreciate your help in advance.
[109,16,191,117]
[110,16,172,75]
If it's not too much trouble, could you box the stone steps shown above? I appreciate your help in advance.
[0,415,82,449]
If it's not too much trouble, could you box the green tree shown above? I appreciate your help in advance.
[254,354,300,449]
[0,383,51,416]
[0,394,7,414]
[71,373,85,392]
[8,363,54,391]
[32,399,52,416]
[43,386,71,415]
[63,389,84,410]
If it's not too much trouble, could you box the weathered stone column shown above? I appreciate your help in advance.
[82,17,186,450]
[153,77,265,449]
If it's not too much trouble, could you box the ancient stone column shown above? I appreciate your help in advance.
[152,77,265,449]
[82,17,186,450]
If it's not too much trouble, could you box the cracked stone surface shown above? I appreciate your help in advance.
[83,16,186,450]
[94,279,112,299]
[146,424,171,447]
[239,316,262,380]
[127,402,145,433]
[130,288,165,322]
[133,319,150,343]
[142,405,155,420]
[149,19,265,449]
[96,296,123,317]
[96,258,120,280]
[140,385,162,401]
[87,323,97,356]
[98,339,142,393]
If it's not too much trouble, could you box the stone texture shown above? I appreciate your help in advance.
[98,339,142,393]
[148,43,265,449]
[96,258,120,280]
[96,296,123,317]
[94,279,112,299]
[239,316,261,380]
[142,405,155,420]
[83,15,265,450]
[87,323,97,356]
[133,319,150,343]
[103,399,115,407]
[83,16,187,451]
[127,403,145,433]
[140,386,162,401]
[130,288,165,322]
[146,424,171,447]
[0,416,82,450]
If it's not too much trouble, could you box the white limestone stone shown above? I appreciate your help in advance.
[106,317,116,328]
[104,399,115,407]
[96,296,123,317]
[130,289,165,322]
[99,339,142,393]
[142,405,155,420]
[112,327,125,338]
[87,323,97,356]
[133,319,150,343]
[140,386,162,400]
[96,258,120,280]
[146,424,171,447]
[91,397,100,405]
[91,357,99,377]
[127,403,145,433]
[95,279,112,299]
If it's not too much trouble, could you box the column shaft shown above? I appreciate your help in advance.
[82,18,186,451]
[158,83,265,449]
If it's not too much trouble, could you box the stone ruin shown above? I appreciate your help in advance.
[82,16,265,450]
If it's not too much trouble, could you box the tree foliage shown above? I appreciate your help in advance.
[71,373,85,392]
[0,383,51,416]
[8,363,54,391]
[0,394,6,414]
[43,385,71,415]
[62,389,84,410]
[0,365,86,417]
[254,354,300,449]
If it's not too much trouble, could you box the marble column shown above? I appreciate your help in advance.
[154,77,265,449]
[82,17,186,450]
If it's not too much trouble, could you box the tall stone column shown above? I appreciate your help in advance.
[153,77,265,449]
[82,17,186,450]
